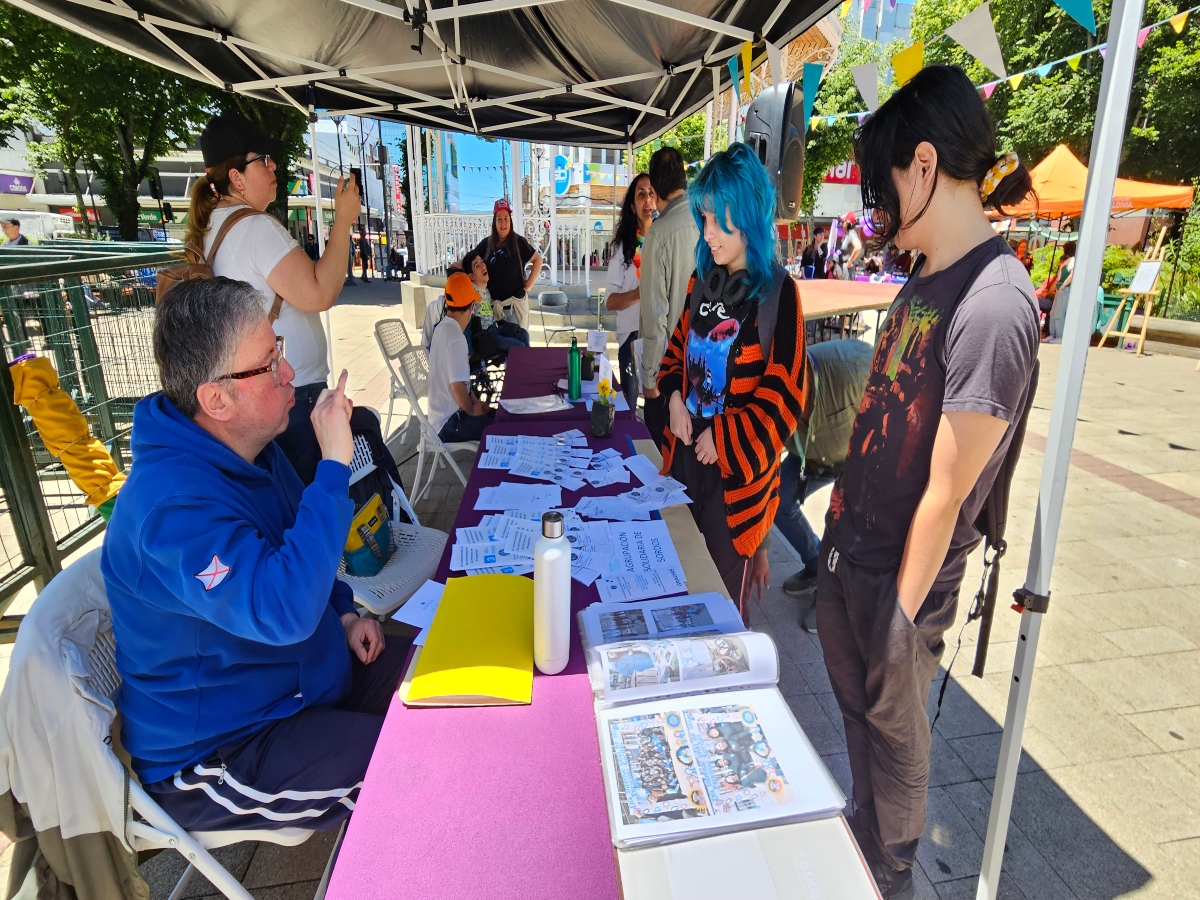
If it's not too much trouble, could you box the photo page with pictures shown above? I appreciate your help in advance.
[596,689,844,848]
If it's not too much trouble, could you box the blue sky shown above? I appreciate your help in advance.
[378,121,507,213]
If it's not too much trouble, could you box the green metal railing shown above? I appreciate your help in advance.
[0,243,181,634]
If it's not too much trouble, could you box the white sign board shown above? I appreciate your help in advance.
[1127,260,1162,294]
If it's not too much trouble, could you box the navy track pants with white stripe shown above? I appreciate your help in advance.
[144,634,412,832]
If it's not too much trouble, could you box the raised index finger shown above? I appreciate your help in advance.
[335,368,349,395]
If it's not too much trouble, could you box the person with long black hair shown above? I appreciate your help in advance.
[605,172,657,408]
[815,66,1039,900]
[471,199,543,331]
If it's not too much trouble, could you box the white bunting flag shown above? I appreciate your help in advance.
[851,62,880,112]
[766,41,783,87]
[944,1,1008,80]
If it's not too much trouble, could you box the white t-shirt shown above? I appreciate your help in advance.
[204,205,329,387]
[427,316,471,434]
[605,241,642,345]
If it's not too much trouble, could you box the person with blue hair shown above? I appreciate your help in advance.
[655,142,810,613]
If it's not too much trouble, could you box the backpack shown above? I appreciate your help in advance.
[155,207,283,323]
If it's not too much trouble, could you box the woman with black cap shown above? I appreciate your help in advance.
[186,111,360,483]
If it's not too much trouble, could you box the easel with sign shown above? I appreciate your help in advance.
[1099,228,1167,355]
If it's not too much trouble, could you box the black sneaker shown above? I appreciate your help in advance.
[783,568,818,596]
[867,858,914,900]
[801,599,818,634]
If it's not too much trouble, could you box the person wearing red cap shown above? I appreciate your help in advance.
[471,199,543,331]
[428,273,496,443]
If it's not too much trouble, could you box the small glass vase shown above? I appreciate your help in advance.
[591,402,616,438]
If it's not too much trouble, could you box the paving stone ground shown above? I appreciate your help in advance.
[5,279,1198,898]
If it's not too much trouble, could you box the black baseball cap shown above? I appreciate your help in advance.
[200,112,280,170]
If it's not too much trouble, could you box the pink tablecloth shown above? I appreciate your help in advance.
[326,418,650,900]
[496,346,633,424]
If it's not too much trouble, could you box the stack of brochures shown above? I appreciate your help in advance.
[579,593,845,848]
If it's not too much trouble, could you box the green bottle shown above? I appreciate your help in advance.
[567,336,582,401]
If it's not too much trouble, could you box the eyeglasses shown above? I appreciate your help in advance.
[223,336,285,386]
[243,153,273,169]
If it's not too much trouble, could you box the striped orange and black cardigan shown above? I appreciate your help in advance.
[656,272,810,557]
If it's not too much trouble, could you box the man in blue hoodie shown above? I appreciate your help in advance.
[103,277,410,832]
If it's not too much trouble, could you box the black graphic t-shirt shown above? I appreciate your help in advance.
[826,236,1039,589]
[474,234,535,304]
[685,281,758,418]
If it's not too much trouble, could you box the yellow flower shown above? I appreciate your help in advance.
[597,378,613,405]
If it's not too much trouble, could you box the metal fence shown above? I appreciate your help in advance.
[0,243,178,630]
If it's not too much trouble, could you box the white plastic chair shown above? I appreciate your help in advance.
[536,290,575,345]
[394,344,477,503]
[374,318,415,443]
[340,446,448,617]
[6,551,334,900]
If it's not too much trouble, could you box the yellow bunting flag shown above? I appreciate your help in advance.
[891,41,925,87]
[840,0,853,15]
[741,41,753,97]
[811,117,821,131]
[1009,73,1024,89]
[1067,54,1082,70]
[1170,10,1189,32]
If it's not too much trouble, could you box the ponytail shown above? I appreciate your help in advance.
[984,159,1034,213]
[183,156,244,249]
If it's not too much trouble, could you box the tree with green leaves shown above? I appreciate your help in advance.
[635,110,718,173]
[0,6,210,240]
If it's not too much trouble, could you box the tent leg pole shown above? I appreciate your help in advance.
[309,114,334,378]
[510,140,524,234]
[548,145,558,286]
[975,0,1145,894]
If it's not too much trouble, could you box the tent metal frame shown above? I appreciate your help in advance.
[6,0,803,147]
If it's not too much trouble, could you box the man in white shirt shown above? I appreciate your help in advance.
[427,273,495,443]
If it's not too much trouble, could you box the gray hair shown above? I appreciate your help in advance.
[153,277,266,418]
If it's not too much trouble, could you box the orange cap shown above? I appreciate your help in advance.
[444,272,481,309]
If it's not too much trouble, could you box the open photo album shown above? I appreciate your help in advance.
[596,689,845,849]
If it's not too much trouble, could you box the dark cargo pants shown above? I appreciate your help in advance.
[815,534,959,870]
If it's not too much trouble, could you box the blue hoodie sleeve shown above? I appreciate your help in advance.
[330,579,355,618]
[134,460,355,645]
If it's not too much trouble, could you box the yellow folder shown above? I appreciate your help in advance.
[403,574,535,706]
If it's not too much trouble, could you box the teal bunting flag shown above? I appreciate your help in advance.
[1052,0,1096,34]
[802,62,824,132]
[1035,63,1053,77]
[727,57,741,103]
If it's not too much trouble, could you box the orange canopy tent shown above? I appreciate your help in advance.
[1001,144,1193,218]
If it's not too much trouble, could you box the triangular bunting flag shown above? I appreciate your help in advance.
[840,0,853,16]
[1067,53,1082,70]
[891,41,924,87]
[983,81,997,99]
[1052,0,1096,34]
[851,62,881,112]
[727,56,740,103]
[857,112,867,124]
[802,62,824,129]
[811,117,821,131]
[944,1,1008,79]
[890,0,897,9]
[740,41,753,97]
[1035,63,1053,77]
[1099,45,1107,58]
[827,116,837,126]
[766,41,783,86]
[1009,73,1024,89]
[863,0,872,17]
[1170,11,1188,32]
[1137,26,1150,47]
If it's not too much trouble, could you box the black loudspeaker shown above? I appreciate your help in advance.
[743,82,805,221]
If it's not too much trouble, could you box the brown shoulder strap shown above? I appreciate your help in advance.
[206,207,267,266]
[267,293,283,323]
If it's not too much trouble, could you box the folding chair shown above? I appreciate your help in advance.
[394,345,478,502]
[340,437,448,617]
[536,291,575,346]
[374,318,415,442]
[3,551,336,900]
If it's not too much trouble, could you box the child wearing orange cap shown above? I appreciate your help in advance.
[427,272,496,443]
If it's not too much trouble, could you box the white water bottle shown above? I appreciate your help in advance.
[533,511,571,675]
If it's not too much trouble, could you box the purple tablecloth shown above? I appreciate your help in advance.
[496,346,633,424]
[326,417,653,900]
